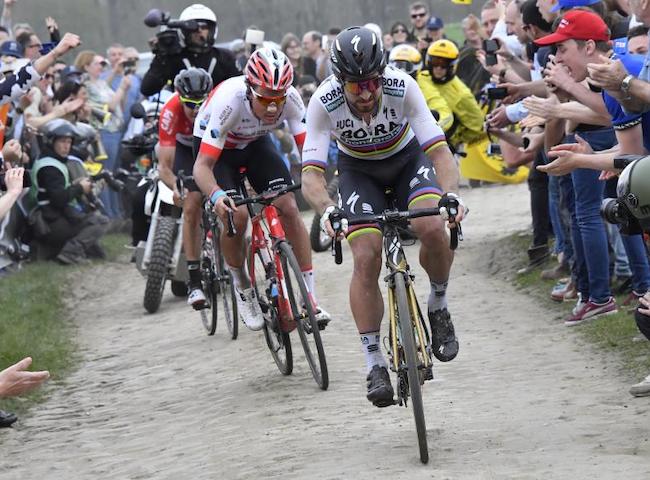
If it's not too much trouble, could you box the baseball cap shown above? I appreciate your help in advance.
[60,65,83,81]
[426,16,444,30]
[550,0,601,13]
[0,40,23,58]
[534,10,609,46]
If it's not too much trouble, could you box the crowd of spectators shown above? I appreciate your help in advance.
[2,0,650,426]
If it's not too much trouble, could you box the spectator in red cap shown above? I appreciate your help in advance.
[527,9,619,324]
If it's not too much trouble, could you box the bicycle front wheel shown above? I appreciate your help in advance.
[394,272,429,464]
[213,223,238,340]
[200,215,217,336]
[278,241,328,390]
[248,240,292,375]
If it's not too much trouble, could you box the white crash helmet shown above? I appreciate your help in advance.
[179,4,218,42]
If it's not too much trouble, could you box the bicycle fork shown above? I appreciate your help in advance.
[386,272,433,407]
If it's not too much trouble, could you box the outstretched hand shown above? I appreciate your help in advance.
[538,135,592,176]
[0,357,50,398]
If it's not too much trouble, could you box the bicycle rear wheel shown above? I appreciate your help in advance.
[213,223,238,340]
[278,241,328,390]
[394,272,429,464]
[248,240,292,375]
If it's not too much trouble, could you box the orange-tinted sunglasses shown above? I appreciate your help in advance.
[343,77,382,95]
[250,88,287,107]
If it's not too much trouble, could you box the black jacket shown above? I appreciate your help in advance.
[141,47,240,96]
[35,153,85,222]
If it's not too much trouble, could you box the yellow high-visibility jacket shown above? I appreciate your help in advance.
[412,72,453,134]
[417,71,485,147]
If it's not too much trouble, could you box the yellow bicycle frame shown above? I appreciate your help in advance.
[387,262,431,374]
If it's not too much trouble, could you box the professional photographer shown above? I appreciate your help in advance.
[140,4,239,97]
[29,119,108,265]
[595,156,650,397]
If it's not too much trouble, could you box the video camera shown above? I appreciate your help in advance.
[601,155,650,235]
[144,8,199,56]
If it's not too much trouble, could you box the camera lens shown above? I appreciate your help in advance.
[600,198,625,225]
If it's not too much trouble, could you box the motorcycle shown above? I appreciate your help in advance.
[123,100,189,313]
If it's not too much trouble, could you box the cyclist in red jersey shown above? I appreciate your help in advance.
[157,68,213,308]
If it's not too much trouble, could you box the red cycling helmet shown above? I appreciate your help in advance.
[245,47,294,91]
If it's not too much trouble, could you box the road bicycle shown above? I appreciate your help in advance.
[227,169,329,390]
[198,198,238,337]
[178,173,238,338]
[331,192,461,463]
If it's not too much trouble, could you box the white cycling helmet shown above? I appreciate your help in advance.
[179,3,217,23]
[179,4,218,49]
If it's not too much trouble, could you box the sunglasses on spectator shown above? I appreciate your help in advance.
[392,28,407,34]
[343,76,382,95]
[28,43,42,49]
[196,21,211,30]
[180,95,206,109]
[411,12,426,19]
[249,88,288,107]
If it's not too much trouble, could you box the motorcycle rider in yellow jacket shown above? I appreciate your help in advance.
[388,44,453,134]
[416,40,484,148]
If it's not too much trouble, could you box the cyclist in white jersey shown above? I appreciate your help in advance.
[302,27,466,407]
[193,47,329,331]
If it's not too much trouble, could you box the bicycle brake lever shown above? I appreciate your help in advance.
[226,211,236,237]
[333,238,342,264]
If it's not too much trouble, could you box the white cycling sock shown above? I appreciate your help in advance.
[228,265,250,291]
[360,331,387,373]
[428,280,448,312]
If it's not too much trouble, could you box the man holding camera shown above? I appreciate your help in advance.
[140,4,239,97]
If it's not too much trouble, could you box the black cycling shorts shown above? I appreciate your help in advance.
[211,134,293,199]
[337,138,443,239]
[173,142,199,192]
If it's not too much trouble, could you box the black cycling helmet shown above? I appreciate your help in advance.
[174,67,213,100]
[42,119,78,144]
[331,26,386,82]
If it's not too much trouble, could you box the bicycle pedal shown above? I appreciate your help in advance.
[372,397,397,408]
[317,318,330,331]
[192,302,209,311]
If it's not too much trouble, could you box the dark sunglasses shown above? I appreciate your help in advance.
[392,28,407,34]
[343,77,382,95]
[411,12,426,19]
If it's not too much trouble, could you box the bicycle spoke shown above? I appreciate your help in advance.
[249,240,292,375]
[279,241,328,390]
[213,222,238,340]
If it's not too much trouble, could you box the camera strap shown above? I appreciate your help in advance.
[181,57,217,76]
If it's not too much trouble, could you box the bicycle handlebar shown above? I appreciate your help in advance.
[331,206,462,264]
[225,183,302,237]
[232,183,302,207]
